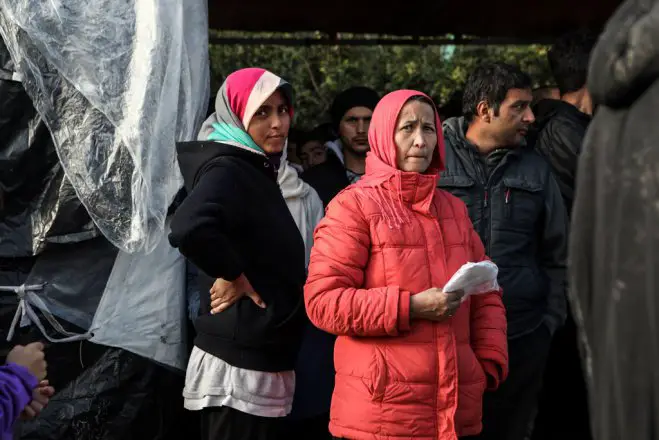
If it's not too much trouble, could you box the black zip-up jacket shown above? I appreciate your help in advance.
[440,117,568,338]
[528,99,591,216]
[168,141,307,372]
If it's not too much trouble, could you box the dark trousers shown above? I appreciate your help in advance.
[472,325,553,440]
[531,313,592,440]
[201,406,282,440]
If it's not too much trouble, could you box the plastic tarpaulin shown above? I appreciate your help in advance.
[90,223,188,370]
[570,0,659,439]
[0,0,210,254]
[0,39,99,258]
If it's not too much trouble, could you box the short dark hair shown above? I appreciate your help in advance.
[462,62,532,122]
[548,30,597,95]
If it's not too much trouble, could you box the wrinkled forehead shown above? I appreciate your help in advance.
[396,99,437,122]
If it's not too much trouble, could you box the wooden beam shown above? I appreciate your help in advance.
[208,35,554,46]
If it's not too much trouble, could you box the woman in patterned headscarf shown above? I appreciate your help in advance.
[169,68,311,440]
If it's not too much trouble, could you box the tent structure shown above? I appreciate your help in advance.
[209,0,622,43]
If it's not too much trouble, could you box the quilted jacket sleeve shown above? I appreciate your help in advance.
[304,190,411,337]
[464,204,509,391]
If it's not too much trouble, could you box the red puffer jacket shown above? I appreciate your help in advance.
[304,90,508,440]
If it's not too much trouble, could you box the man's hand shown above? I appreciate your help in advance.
[7,342,47,380]
[20,380,55,420]
[210,274,265,314]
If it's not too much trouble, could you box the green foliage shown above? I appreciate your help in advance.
[209,38,553,129]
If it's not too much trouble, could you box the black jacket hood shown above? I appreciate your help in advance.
[533,99,590,131]
[528,99,591,149]
[175,141,275,192]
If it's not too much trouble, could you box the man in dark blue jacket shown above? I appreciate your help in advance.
[440,63,568,440]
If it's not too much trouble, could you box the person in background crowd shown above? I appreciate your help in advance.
[3,342,52,439]
[440,63,568,440]
[529,30,597,440]
[530,30,597,216]
[297,125,331,171]
[286,128,305,174]
[301,86,379,206]
[168,68,307,440]
[305,90,508,439]
[531,86,560,105]
[570,2,659,439]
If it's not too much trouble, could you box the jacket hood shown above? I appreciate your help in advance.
[588,0,659,108]
[355,90,444,228]
[325,139,345,165]
[528,99,592,146]
[533,99,575,129]
[364,90,444,180]
[442,116,468,144]
[175,141,271,192]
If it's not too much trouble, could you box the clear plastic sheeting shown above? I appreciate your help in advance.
[90,224,187,370]
[0,39,99,257]
[0,0,210,254]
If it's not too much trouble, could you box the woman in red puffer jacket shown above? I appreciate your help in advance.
[305,90,508,440]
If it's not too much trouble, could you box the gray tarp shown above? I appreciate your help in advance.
[0,0,209,371]
[570,0,659,438]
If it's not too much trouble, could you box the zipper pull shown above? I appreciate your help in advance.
[505,188,511,204]
[484,190,488,208]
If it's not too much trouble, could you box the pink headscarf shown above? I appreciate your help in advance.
[355,90,445,228]
[198,68,294,150]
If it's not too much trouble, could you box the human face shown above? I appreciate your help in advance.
[247,90,291,154]
[394,100,438,173]
[299,140,327,170]
[338,106,373,156]
[489,88,535,146]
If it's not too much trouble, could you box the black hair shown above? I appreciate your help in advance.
[295,124,333,157]
[548,30,598,95]
[462,62,532,123]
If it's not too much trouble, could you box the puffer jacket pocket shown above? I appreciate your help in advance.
[366,346,387,402]
[455,345,487,433]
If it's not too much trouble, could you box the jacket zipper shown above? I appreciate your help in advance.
[428,208,457,439]
[483,155,515,255]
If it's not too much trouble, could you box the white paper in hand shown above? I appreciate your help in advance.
[443,261,500,301]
